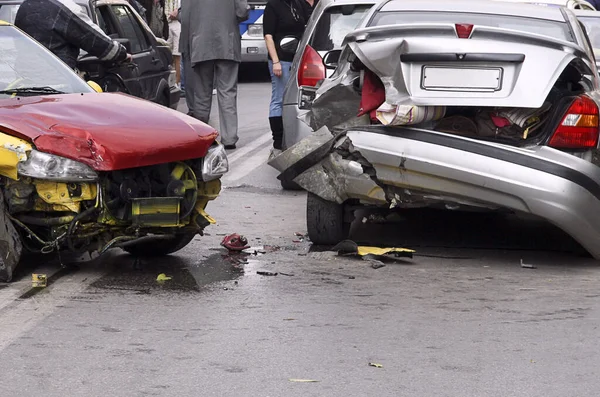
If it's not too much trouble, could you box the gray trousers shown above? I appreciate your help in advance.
[189,59,239,146]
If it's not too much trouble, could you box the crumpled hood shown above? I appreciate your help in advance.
[0,93,218,171]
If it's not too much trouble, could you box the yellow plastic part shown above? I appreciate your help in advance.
[34,182,97,213]
[193,179,221,225]
[356,246,416,256]
[87,81,103,93]
[0,134,32,180]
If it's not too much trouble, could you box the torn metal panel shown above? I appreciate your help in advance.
[300,83,363,132]
[268,126,336,177]
[0,190,23,282]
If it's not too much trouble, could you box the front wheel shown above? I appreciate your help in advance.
[123,233,196,257]
[306,193,350,245]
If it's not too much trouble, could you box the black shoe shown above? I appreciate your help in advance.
[224,144,236,150]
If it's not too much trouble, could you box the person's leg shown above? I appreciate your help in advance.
[182,53,194,114]
[174,55,181,84]
[191,60,215,123]
[215,60,240,147]
[268,60,293,151]
[169,21,181,84]
[180,56,185,91]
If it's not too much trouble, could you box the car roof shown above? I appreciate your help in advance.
[93,0,132,6]
[0,0,129,4]
[574,9,600,15]
[379,0,568,21]
[317,0,378,6]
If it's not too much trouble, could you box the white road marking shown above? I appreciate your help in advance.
[0,269,105,353]
[222,144,272,184]
[226,132,272,164]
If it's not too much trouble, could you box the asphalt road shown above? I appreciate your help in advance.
[1,65,600,397]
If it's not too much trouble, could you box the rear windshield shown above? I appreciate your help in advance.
[309,4,373,51]
[370,11,575,43]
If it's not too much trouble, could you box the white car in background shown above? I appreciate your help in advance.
[496,0,596,9]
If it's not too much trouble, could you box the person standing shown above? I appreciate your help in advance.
[180,0,249,149]
[142,0,169,40]
[165,0,181,86]
[263,0,317,159]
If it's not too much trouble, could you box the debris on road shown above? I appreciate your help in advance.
[289,379,319,383]
[331,240,414,269]
[31,274,47,288]
[221,233,251,252]
[257,271,278,276]
[293,232,307,243]
[156,273,172,282]
[369,362,383,368]
[520,259,537,269]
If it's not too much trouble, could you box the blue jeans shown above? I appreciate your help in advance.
[268,60,292,118]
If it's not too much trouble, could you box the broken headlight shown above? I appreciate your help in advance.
[18,150,98,181]
[201,144,229,181]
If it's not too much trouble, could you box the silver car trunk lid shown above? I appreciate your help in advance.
[341,24,593,108]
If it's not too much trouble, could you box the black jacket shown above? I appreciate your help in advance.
[15,0,128,69]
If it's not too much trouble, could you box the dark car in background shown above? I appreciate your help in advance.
[0,0,180,108]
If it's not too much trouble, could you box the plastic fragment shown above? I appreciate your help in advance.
[221,233,251,251]
[156,273,172,282]
[257,271,278,276]
[289,379,319,383]
[369,362,383,368]
[32,274,47,288]
[520,259,537,269]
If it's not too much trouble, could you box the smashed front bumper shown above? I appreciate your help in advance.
[269,126,600,259]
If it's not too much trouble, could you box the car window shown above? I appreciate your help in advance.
[579,16,600,54]
[309,5,372,51]
[0,5,20,23]
[111,4,151,53]
[0,26,91,97]
[371,12,576,43]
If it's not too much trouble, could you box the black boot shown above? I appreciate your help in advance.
[269,116,283,150]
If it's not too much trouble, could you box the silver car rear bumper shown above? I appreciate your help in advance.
[271,126,600,258]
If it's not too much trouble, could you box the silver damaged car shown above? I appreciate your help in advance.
[269,0,600,259]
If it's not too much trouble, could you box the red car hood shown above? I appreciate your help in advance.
[0,93,218,171]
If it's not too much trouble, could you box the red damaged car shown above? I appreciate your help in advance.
[0,22,228,281]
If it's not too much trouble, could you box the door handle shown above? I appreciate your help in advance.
[151,58,161,64]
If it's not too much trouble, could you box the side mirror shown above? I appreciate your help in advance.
[87,81,103,93]
[322,49,342,70]
[115,38,132,53]
[280,36,299,54]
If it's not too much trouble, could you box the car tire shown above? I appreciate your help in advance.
[280,175,302,190]
[100,75,127,93]
[158,90,170,107]
[306,192,350,245]
[123,233,196,257]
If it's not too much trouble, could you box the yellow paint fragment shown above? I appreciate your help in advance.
[32,274,47,287]
[156,273,172,282]
[356,246,415,256]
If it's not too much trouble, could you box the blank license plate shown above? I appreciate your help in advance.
[422,66,502,91]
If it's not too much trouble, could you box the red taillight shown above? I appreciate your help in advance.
[549,95,599,149]
[455,23,473,39]
[298,45,325,87]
